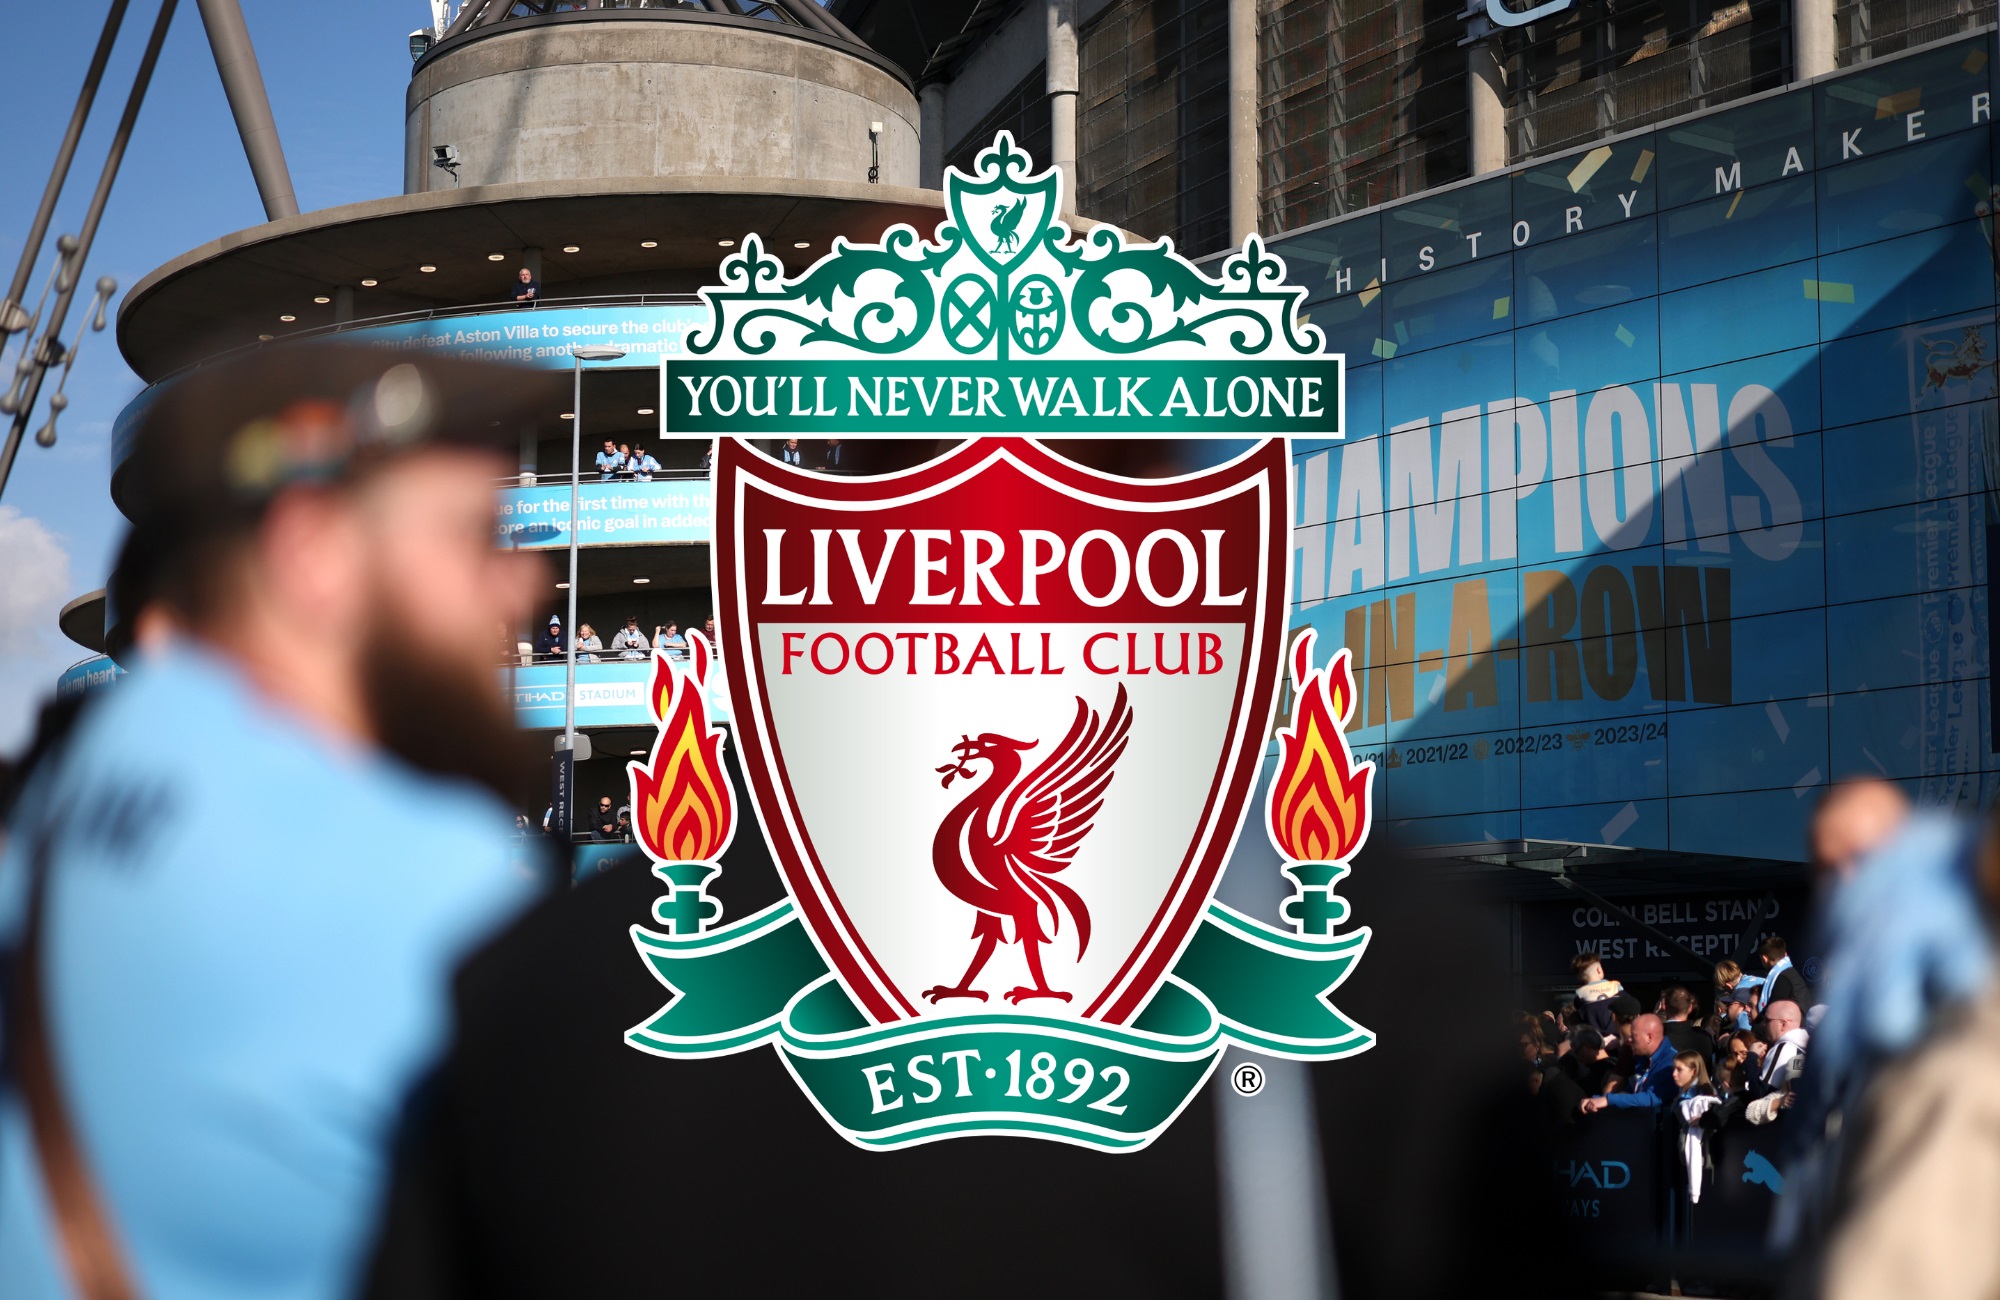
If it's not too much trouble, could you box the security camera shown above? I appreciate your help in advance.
[409,28,435,60]
[432,143,460,166]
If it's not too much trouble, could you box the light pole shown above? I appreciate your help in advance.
[553,344,627,846]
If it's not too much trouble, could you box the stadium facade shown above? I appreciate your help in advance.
[58,0,2000,991]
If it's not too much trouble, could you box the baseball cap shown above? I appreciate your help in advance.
[117,342,552,532]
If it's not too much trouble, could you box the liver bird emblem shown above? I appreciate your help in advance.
[922,685,1133,1006]
[989,196,1028,254]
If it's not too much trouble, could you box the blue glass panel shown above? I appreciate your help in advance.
[1820,313,1998,426]
[1515,299,1663,398]
[1816,130,1991,254]
[1817,220,1996,341]
[1515,220,1660,326]
[1666,697,1829,797]
[1660,174,1817,292]
[1821,402,1992,516]
[1381,256,1515,356]
[1512,135,1661,248]
[1825,495,1987,604]
[1524,797,1668,849]
[1827,589,1988,693]
[1658,92,1816,211]
[1660,260,1822,374]
[1828,679,1990,781]
[1668,788,1816,860]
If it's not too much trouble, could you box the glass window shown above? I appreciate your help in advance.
[1816,130,1991,254]
[1282,212,1384,305]
[1525,797,1667,847]
[1517,707,1668,800]
[1668,523,1826,620]
[1380,176,1514,280]
[1815,219,1997,341]
[1664,606,1829,710]
[1665,697,1829,796]
[1828,680,1990,780]
[1510,134,1661,247]
[1659,173,1817,292]
[1668,788,1816,858]
[1515,219,1659,325]
[1827,589,1988,692]
[1659,260,1822,374]
[1822,403,1991,516]
[1382,257,1515,356]
[1819,37,1995,162]
[1657,90,1816,211]
[1819,313,1999,427]
[1825,494,1985,604]
[1514,300,1663,400]
[1380,726,1524,810]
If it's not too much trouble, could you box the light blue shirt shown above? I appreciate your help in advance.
[594,449,623,480]
[0,642,540,1300]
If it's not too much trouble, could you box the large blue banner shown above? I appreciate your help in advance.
[346,303,706,369]
[1267,33,2000,862]
[506,661,732,729]
[498,480,713,548]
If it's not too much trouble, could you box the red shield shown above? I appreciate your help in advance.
[714,438,1289,1026]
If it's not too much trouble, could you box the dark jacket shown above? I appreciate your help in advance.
[360,852,1228,1299]
[1663,1019,1716,1067]
[1765,962,1811,1011]
[535,626,563,656]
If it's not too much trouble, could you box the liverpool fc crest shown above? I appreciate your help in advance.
[623,135,1372,1152]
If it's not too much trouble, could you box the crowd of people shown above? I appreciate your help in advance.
[509,612,721,665]
[1512,777,2000,1296]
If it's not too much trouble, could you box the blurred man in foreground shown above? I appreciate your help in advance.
[0,346,550,1300]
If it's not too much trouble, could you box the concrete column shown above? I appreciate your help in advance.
[1046,0,1079,212]
[1467,40,1508,177]
[519,427,538,486]
[920,82,947,189]
[1228,0,1259,245]
[1793,0,1836,80]
[332,285,354,324]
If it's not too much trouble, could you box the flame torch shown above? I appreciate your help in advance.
[629,633,736,934]
[1266,630,1374,936]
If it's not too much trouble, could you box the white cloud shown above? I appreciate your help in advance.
[0,505,79,754]
[0,506,72,655]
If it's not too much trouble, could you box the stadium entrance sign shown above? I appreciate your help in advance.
[622,135,1370,1152]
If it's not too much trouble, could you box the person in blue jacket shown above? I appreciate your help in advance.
[0,345,550,1300]
[1581,1014,1679,1113]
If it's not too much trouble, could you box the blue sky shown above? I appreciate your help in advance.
[0,1,422,752]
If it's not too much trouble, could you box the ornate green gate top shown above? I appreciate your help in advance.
[666,133,1342,438]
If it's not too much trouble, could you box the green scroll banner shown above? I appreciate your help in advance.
[662,359,1343,439]
[627,896,1372,1151]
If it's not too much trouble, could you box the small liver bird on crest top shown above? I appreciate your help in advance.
[923,686,1133,1006]
[990,196,1028,254]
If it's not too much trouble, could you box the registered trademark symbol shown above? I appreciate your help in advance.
[1230,1062,1266,1097]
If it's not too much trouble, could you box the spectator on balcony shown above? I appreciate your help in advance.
[575,623,602,664]
[703,440,716,474]
[512,267,539,304]
[780,438,804,466]
[820,439,844,472]
[615,443,637,480]
[590,796,619,841]
[537,615,564,661]
[611,616,649,660]
[594,439,624,482]
[654,621,687,660]
[630,444,661,481]
[702,615,719,658]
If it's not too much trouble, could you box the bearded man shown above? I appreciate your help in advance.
[0,346,551,1300]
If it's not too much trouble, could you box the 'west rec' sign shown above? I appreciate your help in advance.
[663,359,1343,438]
